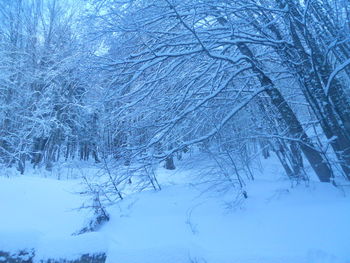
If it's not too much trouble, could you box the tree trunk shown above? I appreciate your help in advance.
[236,43,332,182]
[165,155,176,170]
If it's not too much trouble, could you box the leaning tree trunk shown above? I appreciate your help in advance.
[212,13,333,182]
[282,5,350,179]
[247,3,350,180]
[236,43,332,182]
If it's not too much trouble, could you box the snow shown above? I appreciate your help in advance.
[0,158,349,263]
[102,181,350,263]
[0,175,107,261]
[0,176,84,236]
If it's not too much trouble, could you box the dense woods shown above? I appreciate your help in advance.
[1,0,349,192]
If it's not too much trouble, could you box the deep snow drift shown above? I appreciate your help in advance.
[0,158,349,263]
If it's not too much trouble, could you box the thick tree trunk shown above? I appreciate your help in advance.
[212,13,333,182]
[265,87,332,182]
[287,19,350,179]
[265,0,350,180]
[236,43,332,182]
[246,2,350,180]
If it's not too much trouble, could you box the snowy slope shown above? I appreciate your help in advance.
[0,158,349,263]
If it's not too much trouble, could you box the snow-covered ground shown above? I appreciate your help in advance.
[0,157,349,263]
[0,175,107,261]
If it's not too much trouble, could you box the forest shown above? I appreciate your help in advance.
[0,0,350,262]
[1,0,350,184]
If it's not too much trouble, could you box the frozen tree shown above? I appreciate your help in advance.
[1,0,349,188]
[0,0,97,172]
[87,0,350,185]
